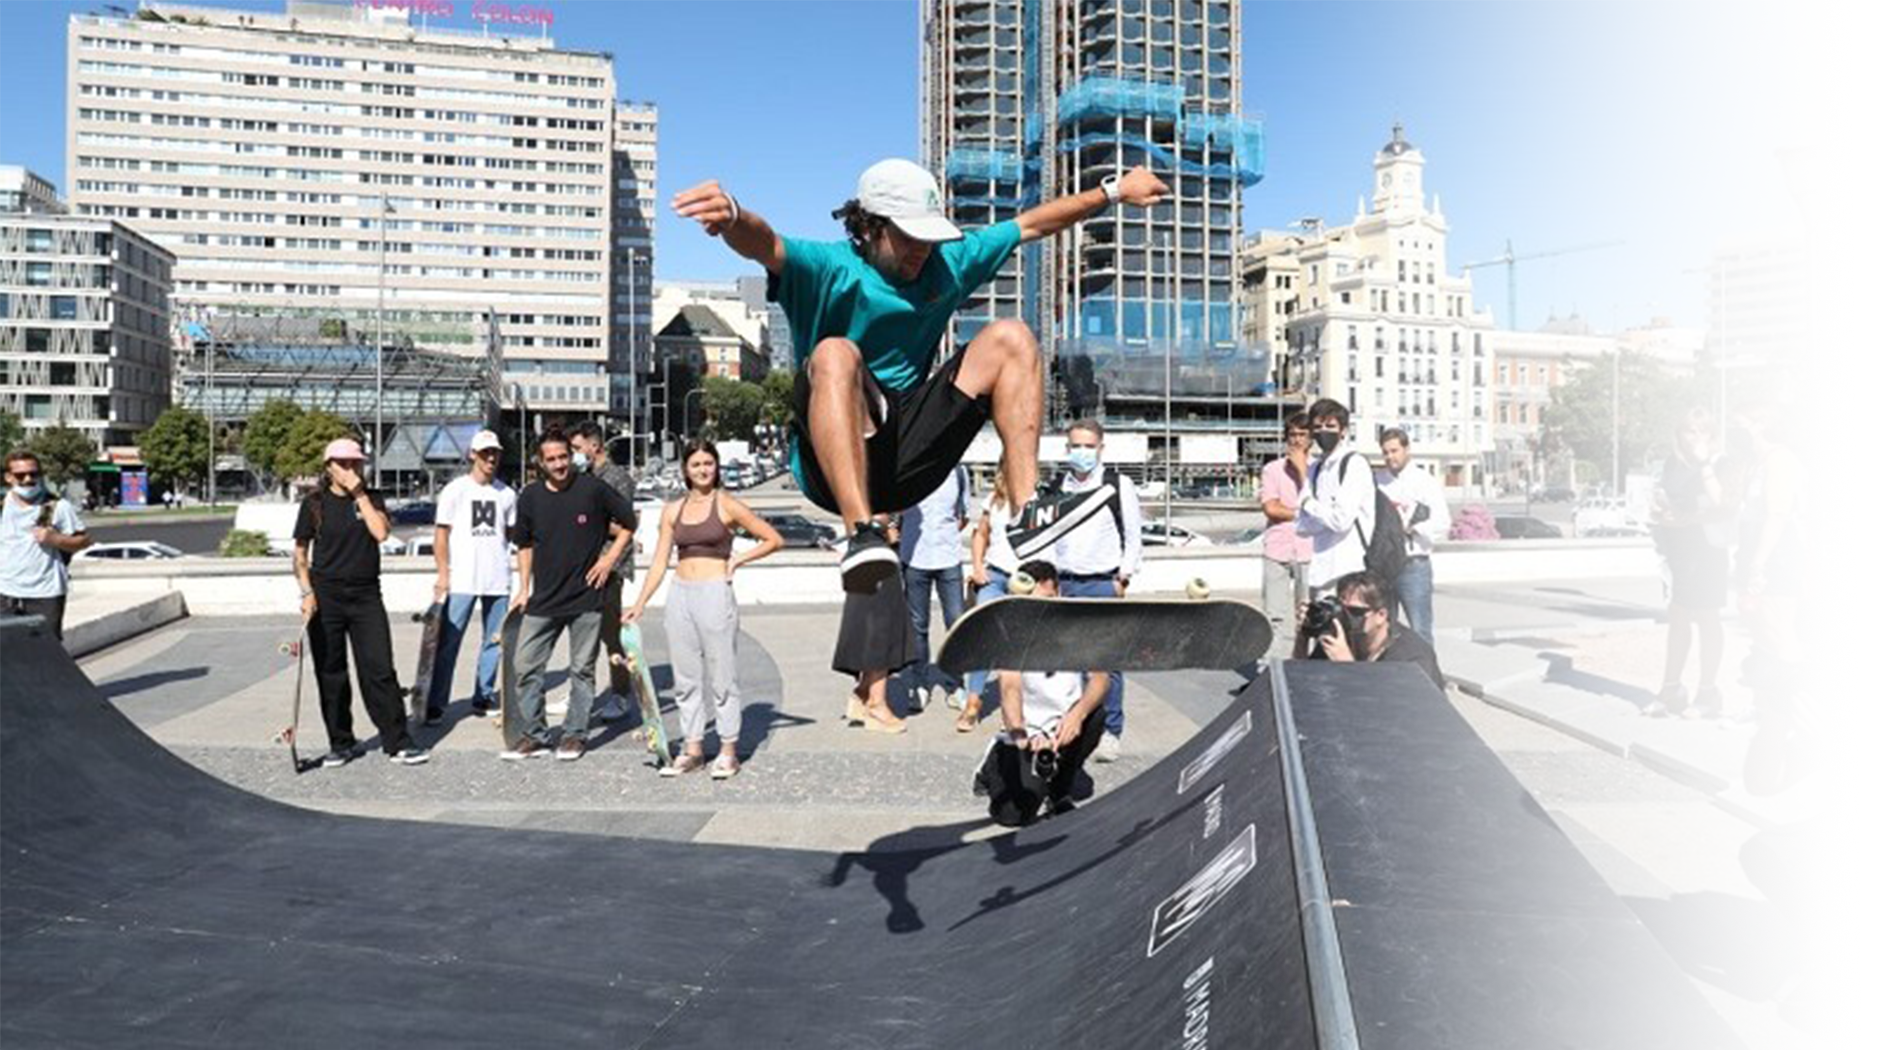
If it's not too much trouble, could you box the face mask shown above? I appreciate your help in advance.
[1068,447,1099,475]
[572,451,591,472]
[1313,430,1342,454]
[11,482,44,501]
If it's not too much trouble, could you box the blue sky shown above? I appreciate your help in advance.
[0,1,1823,331]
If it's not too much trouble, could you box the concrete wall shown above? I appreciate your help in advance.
[69,540,1658,618]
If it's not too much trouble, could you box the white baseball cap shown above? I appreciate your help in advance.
[468,429,502,454]
[856,158,962,243]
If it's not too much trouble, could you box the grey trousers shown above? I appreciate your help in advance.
[515,609,602,745]
[1262,557,1308,635]
[668,580,742,747]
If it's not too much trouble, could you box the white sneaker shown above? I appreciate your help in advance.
[1094,732,1122,764]
[944,688,968,712]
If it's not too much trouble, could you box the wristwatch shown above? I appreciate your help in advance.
[1101,174,1122,205]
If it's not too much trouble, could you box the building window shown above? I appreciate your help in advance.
[50,296,79,321]
[25,262,53,286]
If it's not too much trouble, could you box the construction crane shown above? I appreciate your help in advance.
[1460,239,1626,330]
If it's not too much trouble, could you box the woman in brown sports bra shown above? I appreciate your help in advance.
[625,439,781,778]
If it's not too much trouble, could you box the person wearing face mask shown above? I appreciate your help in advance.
[1,449,93,639]
[1295,398,1377,599]
[568,420,640,722]
[672,159,1170,596]
[1293,570,1445,692]
[1049,419,1142,763]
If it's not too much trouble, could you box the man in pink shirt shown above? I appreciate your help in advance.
[1259,412,1314,650]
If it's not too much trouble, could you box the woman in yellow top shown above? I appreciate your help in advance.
[1708,398,1806,725]
[626,439,782,778]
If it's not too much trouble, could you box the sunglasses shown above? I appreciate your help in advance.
[1341,605,1377,617]
[10,470,41,480]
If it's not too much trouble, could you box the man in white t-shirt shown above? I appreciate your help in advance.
[426,430,518,722]
[975,560,1111,827]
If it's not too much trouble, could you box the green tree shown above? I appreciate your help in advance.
[760,369,795,425]
[275,410,355,482]
[27,423,98,488]
[140,407,210,493]
[1540,350,1694,484]
[218,528,272,558]
[699,375,766,442]
[0,408,24,454]
[242,399,304,493]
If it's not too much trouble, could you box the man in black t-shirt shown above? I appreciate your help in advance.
[1294,570,1446,692]
[503,429,638,762]
[292,437,429,767]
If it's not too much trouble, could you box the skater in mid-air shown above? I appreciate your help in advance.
[672,157,1171,594]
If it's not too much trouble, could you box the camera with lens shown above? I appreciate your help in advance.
[1030,747,1059,783]
[1738,642,1859,725]
[1301,595,1345,639]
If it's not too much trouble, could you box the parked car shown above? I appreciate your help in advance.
[747,512,839,550]
[1140,522,1214,548]
[1530,485,1577,503]
[1230,525,1269,546]
[1493,516,1563,540]
[75,541,186,561]
[388,501,436,526]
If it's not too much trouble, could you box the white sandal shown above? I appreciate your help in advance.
[709,754,741,780]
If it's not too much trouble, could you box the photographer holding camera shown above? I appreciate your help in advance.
[1293,570,1445,691]
[1738,634,1859,1012]
[974,560,1111,826]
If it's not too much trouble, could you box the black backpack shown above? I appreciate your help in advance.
[1328,452,1407,588]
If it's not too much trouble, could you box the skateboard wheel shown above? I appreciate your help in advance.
[1008,570,1037,596]
[1185,578,1211,600]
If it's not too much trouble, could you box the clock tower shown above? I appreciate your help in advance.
[1371,123,1425,216]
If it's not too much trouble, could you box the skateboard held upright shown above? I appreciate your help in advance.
[408,601,444,726]
[617,621,671,769]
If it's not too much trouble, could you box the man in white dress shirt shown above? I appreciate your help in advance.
[1050,419,1142,762]
[1295,398,1376,599]
[1374,428,1450,644]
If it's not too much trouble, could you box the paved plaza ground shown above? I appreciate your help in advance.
[73,572,1817,1048]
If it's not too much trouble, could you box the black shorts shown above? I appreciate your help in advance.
[791,346,989,516]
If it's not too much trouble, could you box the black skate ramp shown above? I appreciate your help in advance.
[0,617,1732,1048]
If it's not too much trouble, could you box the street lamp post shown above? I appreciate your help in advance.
[1769,138,1844,551]
[374,191,389,488]
[1610,346,1621,496]
[682,386,706,441]
[1685,262,1731,434]
[203,309,215,508]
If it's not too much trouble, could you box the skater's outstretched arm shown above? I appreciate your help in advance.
[1015,165,1169,244]
[673,179,785,274]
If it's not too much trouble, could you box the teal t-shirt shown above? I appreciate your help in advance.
[768,220,1022,392]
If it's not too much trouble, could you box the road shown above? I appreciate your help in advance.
[84,514,236,555]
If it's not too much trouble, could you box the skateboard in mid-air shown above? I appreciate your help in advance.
[408,601,444,726]
[614,621,671,770]
[937,594,1271,677]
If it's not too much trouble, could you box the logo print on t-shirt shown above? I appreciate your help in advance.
[577,513,589,526]
[471,499,497,535]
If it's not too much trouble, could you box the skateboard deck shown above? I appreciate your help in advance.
[276,611,315,773]
[936,596,1272,676]
[618,622,671,769]
[408,601,444,726]
[496,606,527,751]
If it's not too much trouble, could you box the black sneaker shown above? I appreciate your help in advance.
[1007,485,1114,563]
[319,748,355,769]
[1769,959,1859,1012]
[423,708,444,727]
[388,747,431,766]
[839,520,900,594]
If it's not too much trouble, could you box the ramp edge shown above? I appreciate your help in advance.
[1268,658,1363,1050]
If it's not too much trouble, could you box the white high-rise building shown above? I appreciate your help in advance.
[66,1,615,416]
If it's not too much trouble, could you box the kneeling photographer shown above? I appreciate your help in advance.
[1294,570,1446,691]
[1738,630,1859,1012]
[975,560,1111,826]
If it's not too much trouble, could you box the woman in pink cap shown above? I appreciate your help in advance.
[291,437,430,768]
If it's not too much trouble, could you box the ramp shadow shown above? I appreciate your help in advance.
[99,667,209,701]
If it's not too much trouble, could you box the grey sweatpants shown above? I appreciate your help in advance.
[515,609,602,746]
[668,579,742,746]
[1262,557,1307,643]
